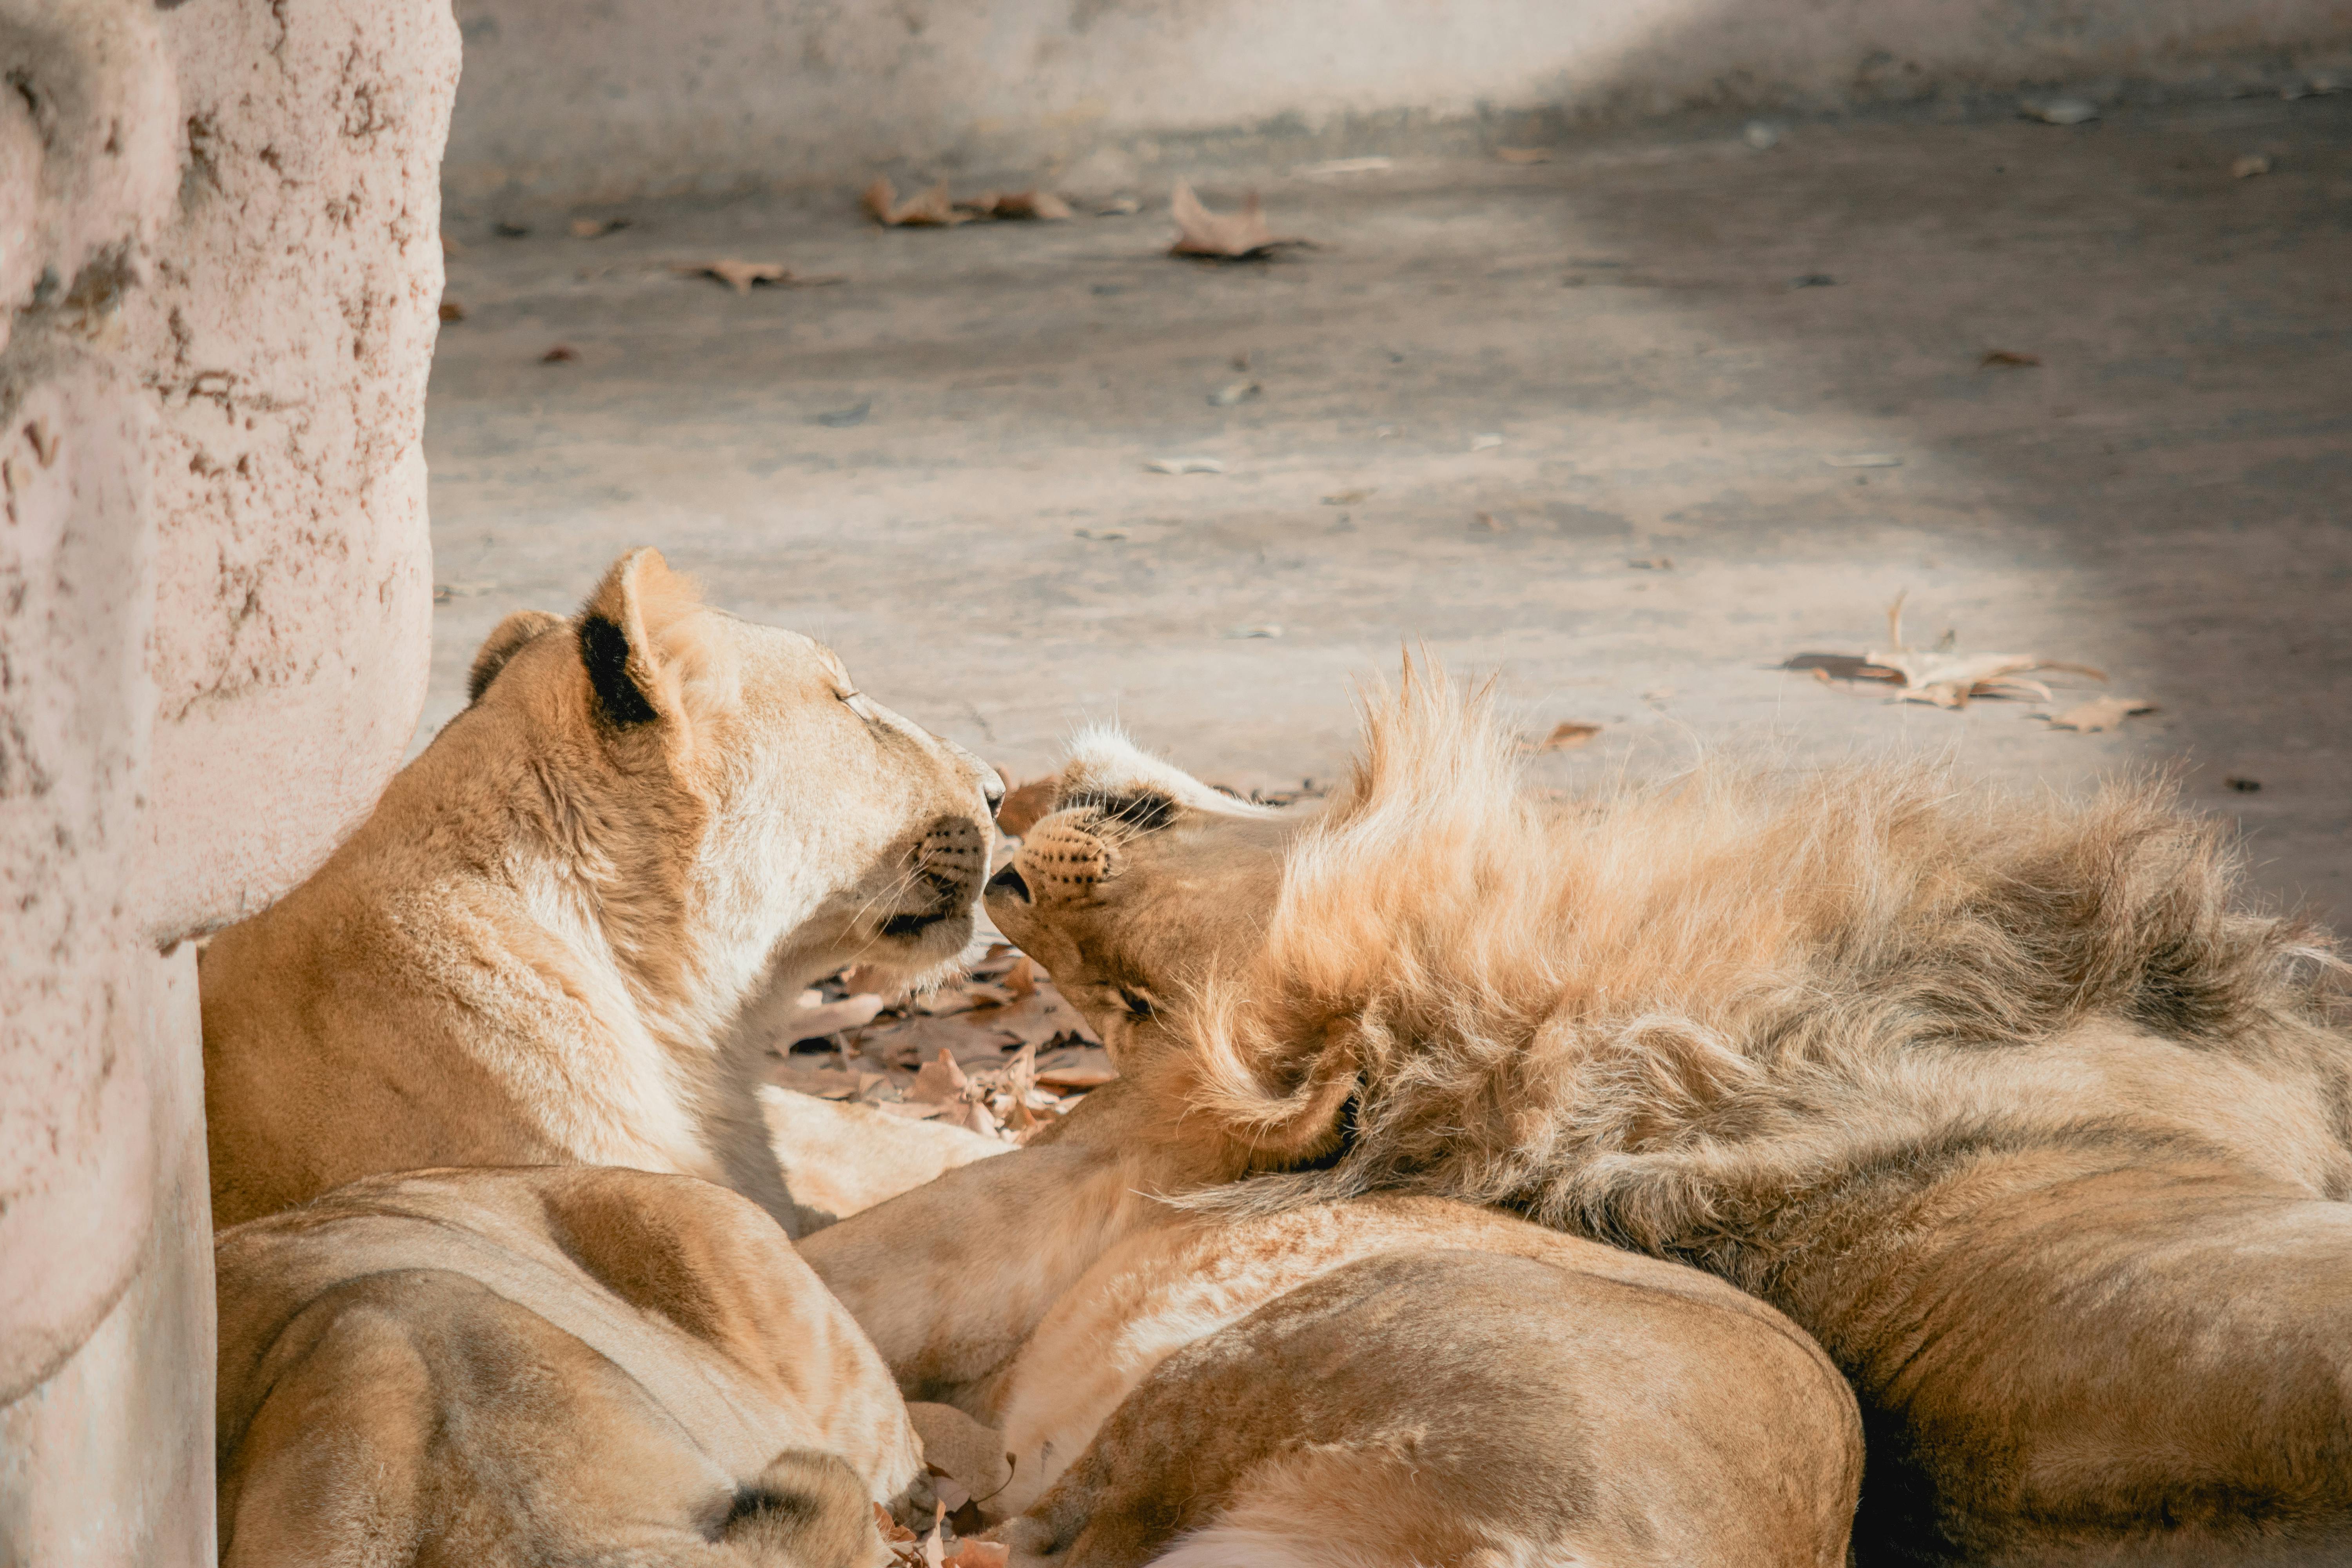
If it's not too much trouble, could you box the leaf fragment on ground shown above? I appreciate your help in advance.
[864,177,966,226]
[2232,154,2273,179]
[865,177,1074,225]
[2022,96,2098,125]
[1786,593,2108,708]
[969,189,1073,220]
[438,300,466,323]
[1322,487,1374,505]
[1145,455,1225,474]
[1469,432,1505,452]
[568,217,633,240]
[2040,695,2156,731]
[1209,379,1261,406]
[540,344,578,363]
[673,259,848,294]
[1981,349,2040,368]
[1530,721,1602,752]
[1169,180,1308,260]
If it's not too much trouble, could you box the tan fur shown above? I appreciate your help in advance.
[214,1166,921,1567]
[200,548,1000,1234]
[800,1080,1862,1568]
[979,671,2352,1565]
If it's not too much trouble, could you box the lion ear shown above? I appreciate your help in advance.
[466,610,564,704]
[575,547,709,731]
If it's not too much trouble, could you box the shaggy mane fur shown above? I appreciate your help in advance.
[1175,664,2352,1283]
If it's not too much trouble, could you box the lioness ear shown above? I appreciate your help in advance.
[575,547,706,730]
[467,610,564,704]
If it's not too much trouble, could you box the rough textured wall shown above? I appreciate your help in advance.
[134,0,457,940]
[442,0,2352,205]
[0,0,458,1561]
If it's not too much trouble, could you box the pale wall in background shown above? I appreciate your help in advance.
[442,0,2352,204]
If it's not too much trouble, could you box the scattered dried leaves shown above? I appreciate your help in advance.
[864,177,1073,226]
[1169,180,1308,260]
[672,259,848,294]
[767,945,1110,1142]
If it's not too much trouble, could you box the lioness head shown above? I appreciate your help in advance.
[463,548,1002,998]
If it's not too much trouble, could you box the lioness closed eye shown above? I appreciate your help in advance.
[201,547,1002,1234]
[983,670,2352,1567]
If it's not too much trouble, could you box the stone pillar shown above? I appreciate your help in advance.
[0,0,457,1561]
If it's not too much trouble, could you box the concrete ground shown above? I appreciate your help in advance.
[422,91,2352,929]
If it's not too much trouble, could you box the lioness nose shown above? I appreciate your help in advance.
[986,863,1031,903]
[981,768,1005,814]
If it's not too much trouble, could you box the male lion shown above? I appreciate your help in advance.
[800,1080,1863,1566]
[978,675,2352,1567]
[215,1166,920,1567]
[201,547,1002,1233]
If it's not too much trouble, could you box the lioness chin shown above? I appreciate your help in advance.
[977,672,2352,1567]
[200,547,1001,1234]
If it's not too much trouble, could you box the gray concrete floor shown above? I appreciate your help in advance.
[423,93,2352,929]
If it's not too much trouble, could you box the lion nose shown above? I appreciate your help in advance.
[981,768,1005,815]
[986,863,1031,904]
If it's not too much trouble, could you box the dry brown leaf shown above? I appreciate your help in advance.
[568,217,632,239]
[673,258,847,294]
[437,300,466,323]
[780,991,886,1038]
[908,1049,972,1107]
[1532,721,1601,752]
[965,986,1101,1048]
[1169,180,1305,259]
[972,189,1072,220]
[1002,955,1038,999]
[2042,695,2156,732]
[540,344,578,363]
[995,777,1060,837]
[1981,349,2041,368]
[864,176,966,227]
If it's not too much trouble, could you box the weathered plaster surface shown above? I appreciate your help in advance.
[134,0,458,939]
[2,0,457,1561]
[442,0,2352,204]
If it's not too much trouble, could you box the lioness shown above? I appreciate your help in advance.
[200,548,1001,1233]
[978,683,2352,1566]
[215,1166,919,1567]
[800,1082,1864,1566]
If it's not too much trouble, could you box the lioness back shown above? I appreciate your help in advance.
[215,1166,921,1567]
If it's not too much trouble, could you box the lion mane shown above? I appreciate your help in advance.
[1173,666,2352,1289]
